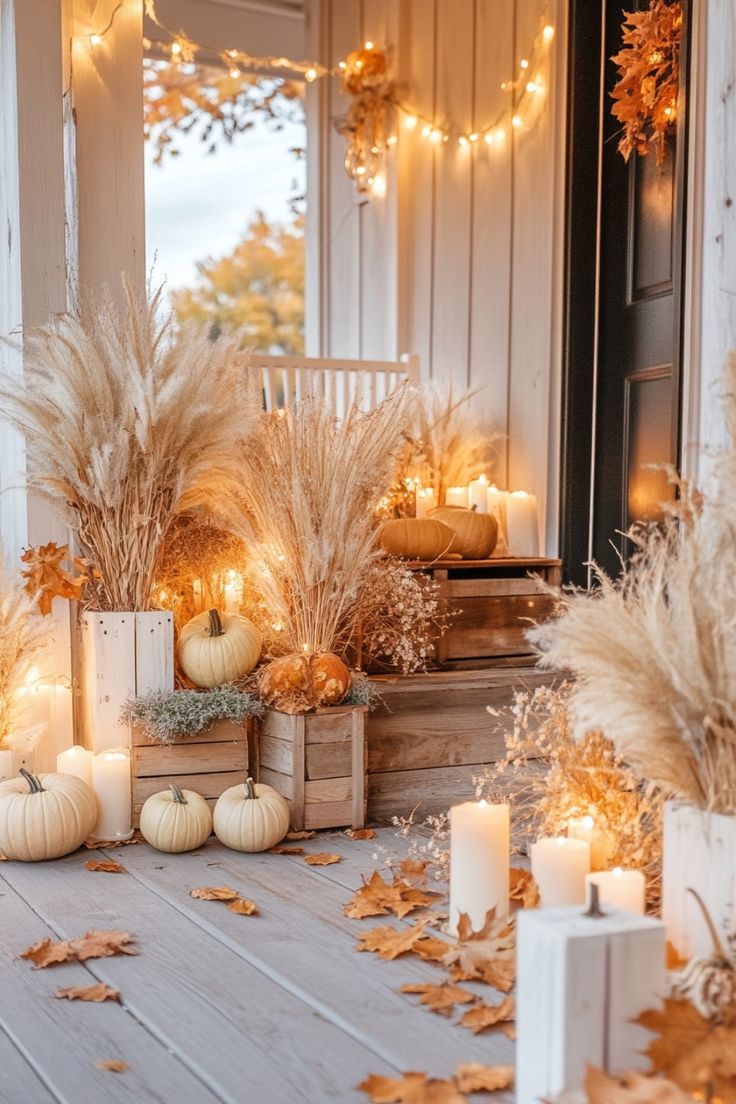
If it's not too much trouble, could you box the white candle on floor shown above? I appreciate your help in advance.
[531,836,590,906]
[445,486,468,508]
[467,475,489,513]
[506,490,539,556]
[567,815,616,871]
[57,745,93,788]
[486,485,508,537]
[586,868,646,915]
[91,749,132,841]
[449,799,509,934]
[415,487,437,518]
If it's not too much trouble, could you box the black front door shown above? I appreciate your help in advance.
[561,0,690,584]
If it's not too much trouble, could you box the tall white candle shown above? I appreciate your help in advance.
[57,745,93,788]
[586,868,646,915]
[91,749,133,841]
[467,474,489,513]
[415,487,437,518]
[449,799,509,934]
[445,486,469,508]
[531,836,591,906]
[506,490,539,557]
[223,570,242,613]
[568,815,616,871]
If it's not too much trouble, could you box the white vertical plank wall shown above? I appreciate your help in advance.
[307,0,568,550]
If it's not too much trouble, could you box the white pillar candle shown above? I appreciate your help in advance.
[449,799,509,934]
[57,745,93,788]
[531,836,591,907]
[467,474,489,513]
[505,490,539,557]
[445,486,469,508]
[486,485,508,534]
[586,868,646,915]
[223,571,242,613]
[415,487,437,518]
[91,749,132,841]
[568,815,616,871]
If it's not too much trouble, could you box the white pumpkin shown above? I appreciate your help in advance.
[0,769,98,861]
[179,609,262,689]
[139,784,212,853]
[213,777,290,853]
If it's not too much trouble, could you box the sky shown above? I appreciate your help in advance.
[145,113,306,297]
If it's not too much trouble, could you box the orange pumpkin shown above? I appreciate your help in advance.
[428,506,498,559]
[259,652,350,714]
[378,517,455,561]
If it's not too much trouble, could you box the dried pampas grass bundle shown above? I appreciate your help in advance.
[0,280,260,611]
[0,555,50,749]
[530,356,736,815]
[233,387,411,656]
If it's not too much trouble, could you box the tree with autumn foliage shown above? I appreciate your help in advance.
[171,212,304,354]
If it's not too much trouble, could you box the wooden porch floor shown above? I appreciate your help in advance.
[0,829,514,1103]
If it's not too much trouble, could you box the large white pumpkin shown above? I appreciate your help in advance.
[179,609,261,689]
[213,777,290,852]
[0,769,98,861]
[139,784,212,853]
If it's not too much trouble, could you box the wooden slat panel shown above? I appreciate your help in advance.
[132,719,246,747]
[304,776,353,803]
[261,711,297,741]
[260,734,294,775]
[132,770,243,804]
[305,741,352,779]
[259,766,293,800]
[304,800,355,829]
[133,740,247,778]
[134,611,174,697]
[368,720,505,773]
[444,593,557,658]
[304,709,355,744]
[441,577,549,597]
[368,763,479,819]
[81,612,136,753]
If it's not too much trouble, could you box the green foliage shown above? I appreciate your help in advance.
[172,212,304,354]
[124,685,263,745]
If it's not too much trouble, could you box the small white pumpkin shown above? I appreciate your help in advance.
[670,888,736,1021]
[139,784,212,853]
[179,609,262,689]
[213,777,290,853]
[0,769,98,861]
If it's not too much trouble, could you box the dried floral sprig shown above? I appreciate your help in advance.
[123,685,263,745]
[0,556,50,750]
[610,0,682,165]
[0,280,260,611]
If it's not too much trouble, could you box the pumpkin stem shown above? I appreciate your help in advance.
[19,767,44,794]
[169,784,187,804]
[208,609,225,638]
[686,887,731,964]
[244,777,257,800]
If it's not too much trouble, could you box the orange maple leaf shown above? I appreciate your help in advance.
[21,542,89,616]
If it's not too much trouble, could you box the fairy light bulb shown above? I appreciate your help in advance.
[404,114,417,129]
[512,114,522,128]
[543,24,555,41]
[458,135,469,148]
[229,67,240,79]
[484,132,494,145]
[371,172,387,197]
[526,80,539,93]
[170,40,182,56]
[442,133,449,142]
[305,67,317,82]
[338,60,346,70]
[430,127,442,143]
[89,32,102,46]
[469,132,479,142]
[364,40,374,49]
[386,134,397,146]
[520,58,529,70]
[421,124,431,138]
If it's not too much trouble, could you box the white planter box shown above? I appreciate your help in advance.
[0,748,35,783]
[663,801,736,960]
[81,611,174,752]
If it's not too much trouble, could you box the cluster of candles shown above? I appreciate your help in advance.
[415,474,540,557]
[57,744,133,842]
[449,800,646,933]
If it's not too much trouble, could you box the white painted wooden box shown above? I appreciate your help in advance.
[81,611,174,752]
[516,905,666,1104]
[663,801,736,960]
[0,748,34,783]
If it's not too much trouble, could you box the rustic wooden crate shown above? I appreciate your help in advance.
[130,718,257,827]
[258,706,367,831]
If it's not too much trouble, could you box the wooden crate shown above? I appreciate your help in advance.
[405,556,562,668]
[258,706,367,831]
[130,719,256,827]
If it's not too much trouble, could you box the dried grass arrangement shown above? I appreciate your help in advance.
[530,357,736,816]
[155,514,250,631]
[232,388,411,656]
[0,556,50,752]
[0,280,259,611]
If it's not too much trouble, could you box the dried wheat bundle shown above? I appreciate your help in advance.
[0,555,50,750]
[530,356,736,814]
[233,387,411,655]
[0,280,260,610]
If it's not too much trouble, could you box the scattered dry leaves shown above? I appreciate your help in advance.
[412,935,451,963]
[509,868,539,909]
[268,845,305,855]
[227,898,258,916]
[453,1063,514,1093]
[21,930,137,969]
[584,1066,692,1104]
[344,871,441,920]
[356,921,428,961]
[84,859,124,874]
[398,859,429,883]
[55,983,120,1003]
[305,852,341,866]
[21,542,89,615]
[96,1060,129,1073]
[443,911,516,992]
[666,941,687,970]
[458,996,515,1034]
[286,830,316,840]
[400,982,474,1017]
[190,886,240,901]
[347,828,376,840]
[636,998,736,1100]
[358,1071,465,1103]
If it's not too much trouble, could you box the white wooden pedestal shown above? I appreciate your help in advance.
[0,748,34,783]
[663,801,736,960]
[516,905,666,1104]
[81,611,174,752]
